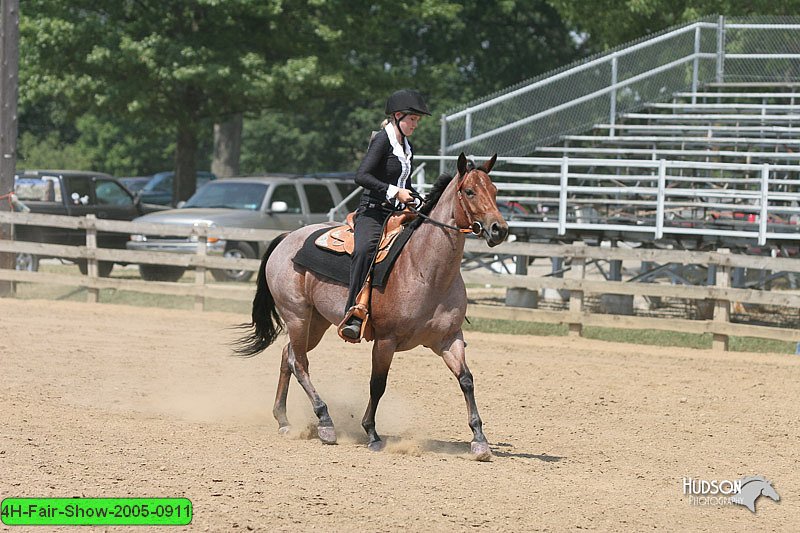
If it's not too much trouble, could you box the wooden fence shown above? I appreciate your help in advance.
[1,211,799,350]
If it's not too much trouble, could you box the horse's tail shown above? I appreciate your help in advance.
[232,233,289,357]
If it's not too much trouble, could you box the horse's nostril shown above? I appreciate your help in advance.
[490,222,507,238]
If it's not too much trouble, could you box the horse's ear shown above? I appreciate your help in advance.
[457,152,468,177]
[479,153,498,174]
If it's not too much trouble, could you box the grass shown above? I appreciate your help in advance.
[10,262,798,355]
[462,317,797,354]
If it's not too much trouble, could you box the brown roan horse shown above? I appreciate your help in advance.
[234,153,508,460]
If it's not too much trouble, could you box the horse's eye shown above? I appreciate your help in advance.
[465,188,475,198]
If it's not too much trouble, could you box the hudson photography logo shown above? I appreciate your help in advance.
[682,476,780,513]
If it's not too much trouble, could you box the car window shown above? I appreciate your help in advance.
[143,174,171,192]
[335,182,360,212]
[271,184,302,214]
[303,184,335,214]
[95,180,134,206]
[66,177,94,206]
[184,182,269,210]
[14,177,61,203]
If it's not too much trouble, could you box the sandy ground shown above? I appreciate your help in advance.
[1,298,799,532]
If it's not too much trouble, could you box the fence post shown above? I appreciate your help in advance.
[712,248,730,351]
[568,242,586,337]
[692,25,701,104]
[656,159,666,240]
[558,157,569,236]
[609,54,618,138]
[439,113,448,175]
[85,214,99,303]
[758,163,769,245]
[716,15,726,83]
[194,230,207,311]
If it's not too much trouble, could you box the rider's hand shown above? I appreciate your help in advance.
[395,188,414,204]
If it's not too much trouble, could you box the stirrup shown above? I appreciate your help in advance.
[338,305,368,343]
[340,317,362,340]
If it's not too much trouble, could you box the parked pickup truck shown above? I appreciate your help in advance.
[13,169,168,276]
[126,173,359,282]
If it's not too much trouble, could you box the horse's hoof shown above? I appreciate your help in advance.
[367,440,386,452]
[317,426,337,445]
[278,425,291,436]
[471,441,493,461]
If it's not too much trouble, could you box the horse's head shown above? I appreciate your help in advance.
[760,480,780,502]
[454,152,509,247]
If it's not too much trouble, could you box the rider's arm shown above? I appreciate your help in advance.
[355,131,392,199]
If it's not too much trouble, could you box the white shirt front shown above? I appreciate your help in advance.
[383,122,412,201]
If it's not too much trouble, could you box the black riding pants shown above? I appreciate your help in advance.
[345,206,390,315]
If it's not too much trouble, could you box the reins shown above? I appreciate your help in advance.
[405,170,484,236]
[408,203,475,234]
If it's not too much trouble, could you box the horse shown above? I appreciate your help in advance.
[234,152,508,460]
[730,476,780,513]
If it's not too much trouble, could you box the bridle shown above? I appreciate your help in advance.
[407,169,486,236]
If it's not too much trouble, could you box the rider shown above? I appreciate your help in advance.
[340,89,431,339]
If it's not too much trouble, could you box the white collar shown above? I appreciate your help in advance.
[384,122,412,185]
[384,122,412,162]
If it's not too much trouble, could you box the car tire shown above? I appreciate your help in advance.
[78,260,115,277]
[211,242,256,282]
[15,253,39,272]
[139,264,186,282]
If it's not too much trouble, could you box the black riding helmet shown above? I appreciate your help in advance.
[384,89,431,117]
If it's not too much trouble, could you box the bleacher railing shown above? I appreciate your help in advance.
[418,155,800,248]
[440,16,800,171]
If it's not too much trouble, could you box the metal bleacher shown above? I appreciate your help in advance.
[425,16,800,254]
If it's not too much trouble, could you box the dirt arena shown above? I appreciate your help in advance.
[2,298,799,531]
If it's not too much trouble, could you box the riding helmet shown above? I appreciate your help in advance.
[385,89,431,116]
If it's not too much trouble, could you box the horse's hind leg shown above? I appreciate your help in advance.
[361,338,395,451]
[272,344,292,433]
[438,330,492,461]
[272,311,330,436]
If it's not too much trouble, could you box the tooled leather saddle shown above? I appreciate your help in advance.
[314,209,417,264]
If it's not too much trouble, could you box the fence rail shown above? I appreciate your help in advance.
[1,211,799,349]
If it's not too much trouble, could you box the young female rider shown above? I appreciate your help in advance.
[339,89,431,340]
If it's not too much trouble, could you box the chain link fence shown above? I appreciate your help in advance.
[441,16,800,167]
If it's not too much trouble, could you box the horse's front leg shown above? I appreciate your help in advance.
[439,330,492,461]
[361,338,396,451]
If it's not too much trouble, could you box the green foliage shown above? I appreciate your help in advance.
[548,0,800,50]
[17,132,93,170]
[18,0,586,176]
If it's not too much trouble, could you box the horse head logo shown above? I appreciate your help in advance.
[730,476,780,513]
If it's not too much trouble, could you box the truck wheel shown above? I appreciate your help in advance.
[78,260,115,277]
[15,253,39,272]
[211,242,256,282]
[139,264,186,282]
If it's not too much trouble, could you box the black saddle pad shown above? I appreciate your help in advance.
[292,224,415,288]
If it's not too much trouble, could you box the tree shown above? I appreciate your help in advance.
[241,0,586,174]
[20,0,344,201]
[548,0,800,50]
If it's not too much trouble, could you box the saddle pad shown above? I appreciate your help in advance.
[292,224,416,288]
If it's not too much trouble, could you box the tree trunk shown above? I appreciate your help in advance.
[173,122,198,205]
[211,113,242,178]
[0,0,20,296]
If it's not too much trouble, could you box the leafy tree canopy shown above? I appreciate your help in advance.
[548,0,800,50]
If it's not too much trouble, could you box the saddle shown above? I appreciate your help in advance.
[314,209,417,264]
[315,208,417,343]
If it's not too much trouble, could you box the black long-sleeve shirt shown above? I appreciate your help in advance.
[355,128,417,208]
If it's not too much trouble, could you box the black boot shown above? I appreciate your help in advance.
[340,316,363,339]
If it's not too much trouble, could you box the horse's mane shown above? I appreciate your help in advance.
[419,172,455,216]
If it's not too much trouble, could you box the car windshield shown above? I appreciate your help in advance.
[142,173,171,192]
[183,182,269,210]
